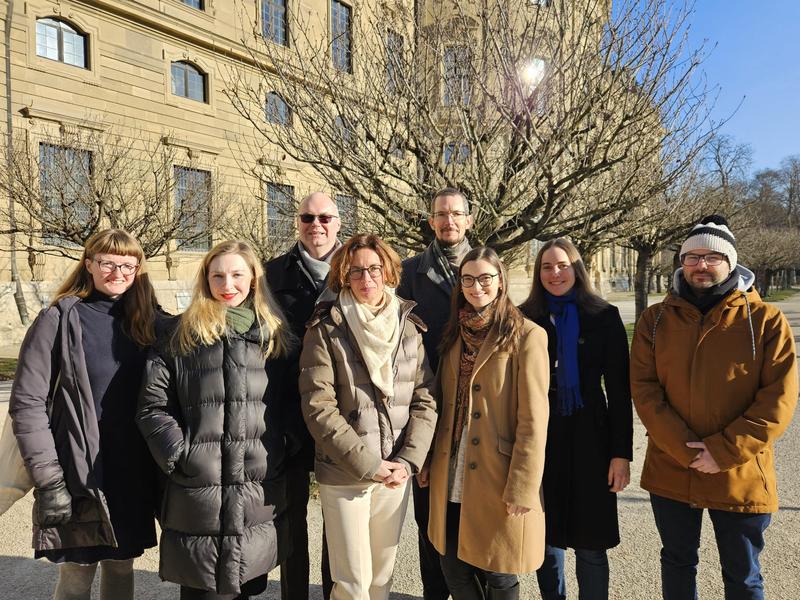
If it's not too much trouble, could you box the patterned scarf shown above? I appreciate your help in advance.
[451,301,497,460]
[431,238,471,289]
[546,290,583,416]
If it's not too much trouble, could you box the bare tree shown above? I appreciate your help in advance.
[225,0,715,260]
[0,125,228,262]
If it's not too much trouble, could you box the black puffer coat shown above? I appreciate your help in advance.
[137,323,288,595]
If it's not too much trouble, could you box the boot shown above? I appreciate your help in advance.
[487,582,519,600]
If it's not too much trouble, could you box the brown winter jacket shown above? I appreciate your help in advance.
[631,279,797,513]
[428,319,550,574]
[299,298,437,485]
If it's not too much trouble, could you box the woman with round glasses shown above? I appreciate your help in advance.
[425,246,550,600]
[299,233,437,600]
[137,240,294,600]
[520,238,632,600]
[9,229,160,600]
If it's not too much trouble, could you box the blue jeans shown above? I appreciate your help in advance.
[536,545,609,600]
[650,494,771,600]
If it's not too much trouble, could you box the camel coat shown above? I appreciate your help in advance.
[428,319,550,574]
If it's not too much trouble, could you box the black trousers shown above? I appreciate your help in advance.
[280,457,333,600]
[413,478,451,600]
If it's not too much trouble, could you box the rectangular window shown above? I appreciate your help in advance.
[182,0,204,9]
[443,46,471,106]
[39,143,93,244]
[335,194,357,238]
[262,0,288,46]
[385,30,403,94]
[174,166,212,251]
[266,183,295,251]
[331,0,352,73]
[444,142,470,165]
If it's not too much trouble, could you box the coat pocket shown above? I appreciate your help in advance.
[497,436,514,457]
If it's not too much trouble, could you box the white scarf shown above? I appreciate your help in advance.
[340,288,401,398]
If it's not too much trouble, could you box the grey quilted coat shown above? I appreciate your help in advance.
[137,322,287,595]
[299,298,438,485]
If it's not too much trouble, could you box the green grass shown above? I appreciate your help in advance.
[0,358,17,381]
[763,287,800,302]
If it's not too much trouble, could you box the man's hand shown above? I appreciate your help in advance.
[686,441,721,474]
[506,503,531,516]
[607,457,631,492]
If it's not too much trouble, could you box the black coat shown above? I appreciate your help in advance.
[10,296,158,554]
[527,304,633,551]
[397,244,455,369]
[264,244,325,468]
[137,324,288,595]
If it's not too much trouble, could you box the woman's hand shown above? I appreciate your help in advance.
[608,457,631,492]
[416,464,430,488]
[372,460,408,488]
[506,503,531,516]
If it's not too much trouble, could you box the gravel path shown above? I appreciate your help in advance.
[1,296,799,599]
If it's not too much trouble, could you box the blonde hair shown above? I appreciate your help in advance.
[172,240,293,357]
[52,229,158,347]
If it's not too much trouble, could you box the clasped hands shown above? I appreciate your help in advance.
[686,441,721,474]
[372,459,409,489]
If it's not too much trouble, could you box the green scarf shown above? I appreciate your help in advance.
[226,301,256,334]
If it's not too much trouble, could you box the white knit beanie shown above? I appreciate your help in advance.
[679,215,737,271]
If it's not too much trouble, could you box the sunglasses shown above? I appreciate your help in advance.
[299,213,338,224]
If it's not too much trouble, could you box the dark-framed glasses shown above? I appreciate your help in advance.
[460,273,499,288]
[94,259,139,276]
[432,210,467,220]
[299,213,339,224]
[681,253,725,267]
[348,265,384,280]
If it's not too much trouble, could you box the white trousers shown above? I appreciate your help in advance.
[319,480,410,600]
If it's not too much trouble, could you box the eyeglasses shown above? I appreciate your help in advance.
[460,273,499,288]
[348,265,384,280]
[681,253,725,267]
[299,213,338,224]
[432,210,468,220]
[94,259,139,276]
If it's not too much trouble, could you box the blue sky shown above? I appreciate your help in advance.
[685,1,800,172]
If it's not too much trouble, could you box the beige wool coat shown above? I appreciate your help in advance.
[428,319,550,574]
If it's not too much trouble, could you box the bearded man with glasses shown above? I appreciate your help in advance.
[265,191,342,600]
[397,187,474,600]
[631,215,797,600]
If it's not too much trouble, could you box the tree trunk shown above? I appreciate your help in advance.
[4,0,29,325]
[634,249,652,324]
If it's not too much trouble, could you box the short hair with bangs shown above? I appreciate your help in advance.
[328,234,402,293]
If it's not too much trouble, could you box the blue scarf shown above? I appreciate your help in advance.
[546,290,583,416]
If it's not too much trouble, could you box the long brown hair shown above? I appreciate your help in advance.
[519,238,608,320]
[52,228,158,346]
[439,247,525,354]
[171,240,293,358]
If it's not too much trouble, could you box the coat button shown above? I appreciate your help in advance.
[471,438,479,445]
[472,411,481,419]
[469,462,477,470]
[473,384,481,392]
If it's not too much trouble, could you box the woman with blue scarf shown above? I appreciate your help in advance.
[520,238,633,600]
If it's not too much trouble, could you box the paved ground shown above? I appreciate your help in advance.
[1,294,799,599]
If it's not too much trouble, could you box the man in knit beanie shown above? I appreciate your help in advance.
[630,215,798,599]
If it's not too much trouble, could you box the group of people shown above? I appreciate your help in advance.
[3,187,796,600]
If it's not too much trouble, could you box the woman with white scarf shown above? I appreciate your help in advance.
[299,234,438,600]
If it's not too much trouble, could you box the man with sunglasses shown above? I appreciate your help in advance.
[631,215,797,600]
[265,191,342,600]
[397,187,474,600]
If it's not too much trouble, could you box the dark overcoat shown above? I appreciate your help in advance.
[528,304,633,550]
[137,324,288,595]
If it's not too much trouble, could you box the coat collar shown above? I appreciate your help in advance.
[418,243,455,297]
[446,321,501,380]
[306,296,427,332]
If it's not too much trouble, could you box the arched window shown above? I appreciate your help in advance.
[265,92,292,126]
[171,61,207,102]
[36,18,88,68]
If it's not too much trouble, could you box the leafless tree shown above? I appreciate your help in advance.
[0,125,227,262]
[225,0,716,261]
